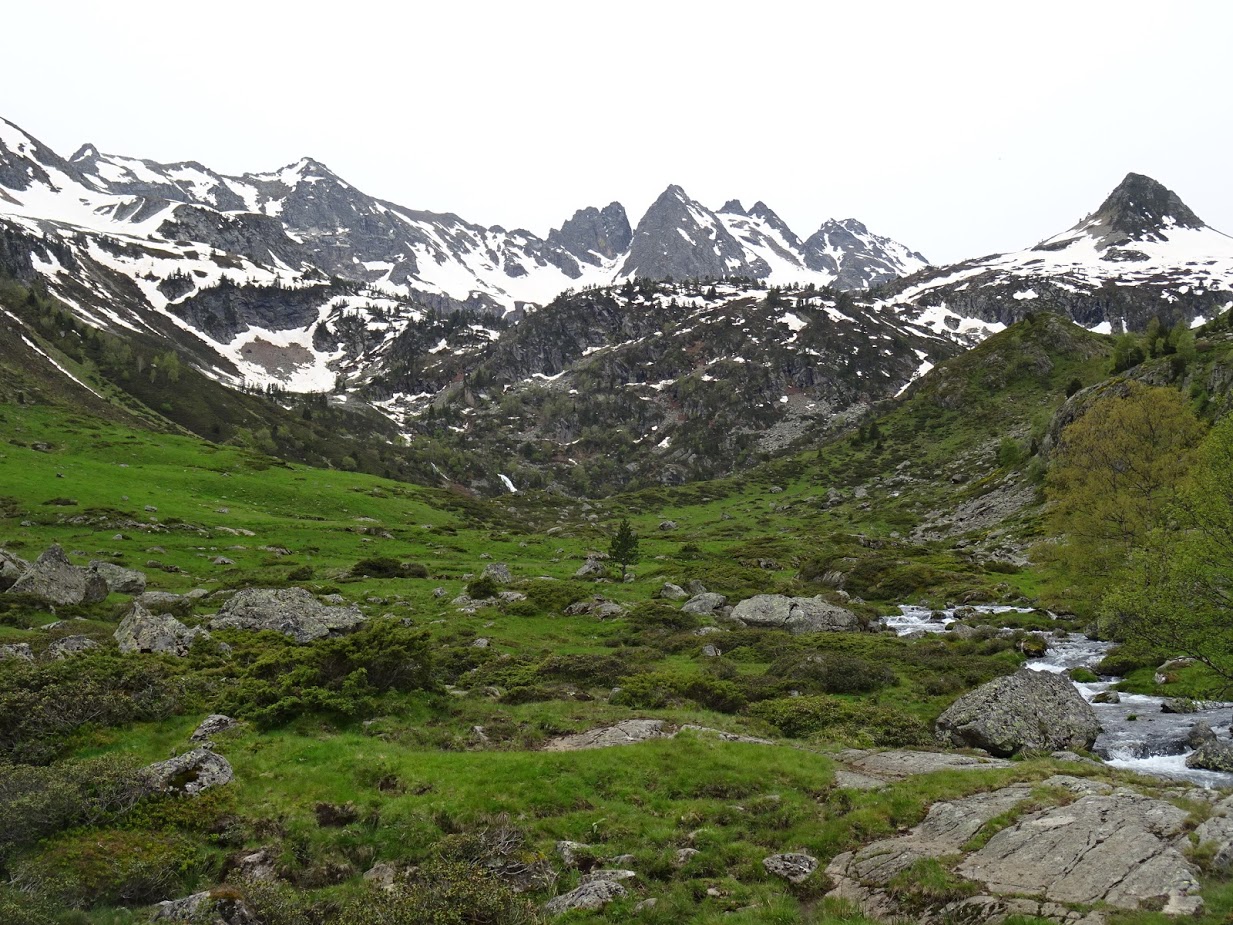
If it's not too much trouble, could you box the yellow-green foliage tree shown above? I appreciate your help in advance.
[1103,412,1233,690]
[1044,382,1204,615]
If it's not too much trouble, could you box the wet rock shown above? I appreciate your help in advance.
[142,748,233,796]
[1185,722,1218,749]
[1091,690,1121,704]
[47,635,100,659]
[763,852,818,883]
[1186,740,1233,773]
[7,545,108,605]
[731,593,861,634]
[89,561,147,594]
[935,669,1100,756]
[210,587,364,642]
[1162,698,1199,714]
[482,562,512,584]
[191,714,239,742]
[115,603,210,656]
[682,592,727,614]
[543,879,627,915]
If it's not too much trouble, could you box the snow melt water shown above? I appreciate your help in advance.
[884,606,1233,788]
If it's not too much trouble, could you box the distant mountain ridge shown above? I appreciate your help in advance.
[879,172,1233,333]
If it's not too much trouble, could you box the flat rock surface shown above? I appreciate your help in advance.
[826,775,1206,923]
[543,720,773,751]
[836,748,1013,779]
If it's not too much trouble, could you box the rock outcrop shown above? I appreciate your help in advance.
[826,775,1205,922]
[191,714,239,742]
[115,603,210,656]
[1186,739,1233,772]
[543,878,627,916]
[731,594,861,634]
[0,549,30,591]
[7,545,108,605]
[141,748,234,796]
[934,669,1099,756]
[89,561,147,594]
[209,587,364,642]
[47,635,100,658]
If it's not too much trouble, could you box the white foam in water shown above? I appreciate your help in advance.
[884,607,1233,788]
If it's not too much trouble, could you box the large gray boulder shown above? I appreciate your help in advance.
[89,561,147,594]
[141,748,233,796]
[209,587,364,642]
[115,603,210,656]
[935,669,1100,756]
[0,643,33,661]
[47,635,101,659]
[7,545,108,605]
[681,592,727,614]
[731,593,861,634]
[543,878,627,916]
[0,549,30,591]
[152,890,257,924]
[481,562,513,585]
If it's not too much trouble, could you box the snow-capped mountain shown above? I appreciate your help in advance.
[878,173,1233,333]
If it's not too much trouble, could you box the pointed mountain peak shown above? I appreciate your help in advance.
[1092,172,1203,235]
[70,143,100,162]
[719,199,746,215]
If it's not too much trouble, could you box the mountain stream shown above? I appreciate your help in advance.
[887,605,1233,788]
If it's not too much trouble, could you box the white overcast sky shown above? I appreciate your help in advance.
[6,0,1231,264]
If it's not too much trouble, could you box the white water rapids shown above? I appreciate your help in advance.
[886,605,1233,788]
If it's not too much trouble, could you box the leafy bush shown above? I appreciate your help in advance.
[767,652,897,695]
[749,695,931,746]
[0,653,181,764]
[611,670,747,713]
[10,828,204,908]
[465,576,499,599]
[0,754,146,866]
[352,557,428,579]
[219,618,436,727]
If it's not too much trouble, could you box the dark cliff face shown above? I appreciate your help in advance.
[548,203,632,265]
[1091,173,1204,240]
[621,185,767,280]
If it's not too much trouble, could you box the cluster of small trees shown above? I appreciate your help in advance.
[1045,381,1233,688]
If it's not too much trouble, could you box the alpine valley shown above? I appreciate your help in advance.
[4,113,1233,925]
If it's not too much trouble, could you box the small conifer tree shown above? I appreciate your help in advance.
[609,518,640,581]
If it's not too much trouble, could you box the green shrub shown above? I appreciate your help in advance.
[219,618,436,727]
[768,652,897,695]
[10,828,204,908]
[0,755,146,865]
[749,695,931,746]
[465,576,499,599]
[352,557,428,579]
[0,653,181,763]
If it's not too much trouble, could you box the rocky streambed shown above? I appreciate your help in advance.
[888,605,1233,788]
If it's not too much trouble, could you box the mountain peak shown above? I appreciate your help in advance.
[719,199,746,215]
[1093,172,1203,236]
[70,143,100,162]
[1035,173,1206,254]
